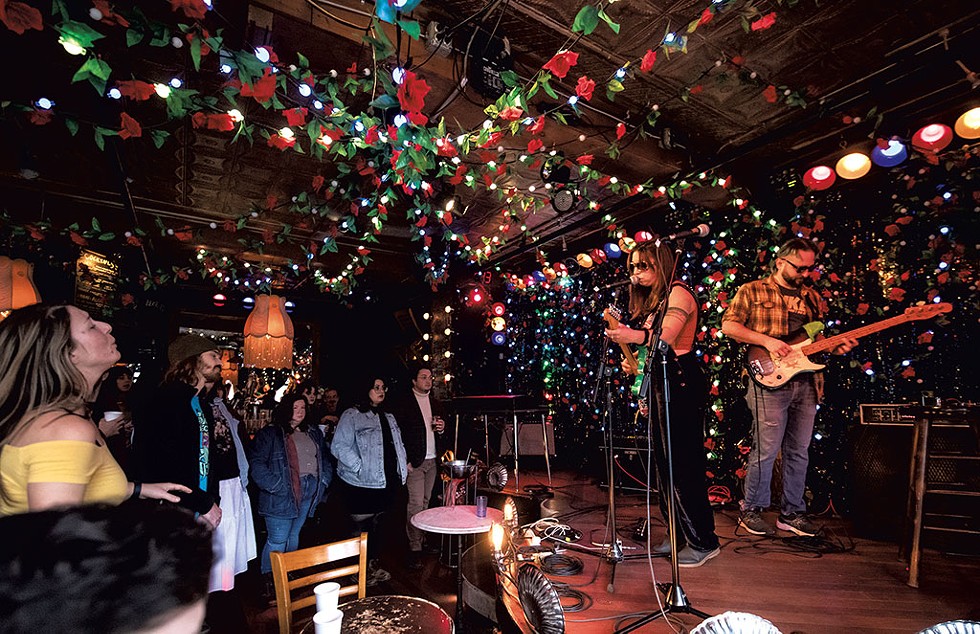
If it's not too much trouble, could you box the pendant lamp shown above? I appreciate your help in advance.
[0,256,42,320]
[242,295,294,369]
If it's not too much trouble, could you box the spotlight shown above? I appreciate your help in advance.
[803,165,836,191]
[491,302,506,317]
[871,140,908,167]
[835,152,871,179]
[912,123,953,151]
[491,332,507,346]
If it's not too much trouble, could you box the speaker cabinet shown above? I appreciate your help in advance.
[848,424,914,541]
[499,420,556,456]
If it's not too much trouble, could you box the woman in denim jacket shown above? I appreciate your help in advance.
[331,375,407,585]
[249,394,333,580]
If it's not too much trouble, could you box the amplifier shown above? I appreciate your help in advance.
[859,403,914,426]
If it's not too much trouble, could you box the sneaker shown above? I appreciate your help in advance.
[776,512,818,537]
[738,508,775,536]
[676,545,720,568]
[652,535,682,555]
[366,560,391,586]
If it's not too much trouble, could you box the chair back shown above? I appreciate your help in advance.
[270,532,368,634]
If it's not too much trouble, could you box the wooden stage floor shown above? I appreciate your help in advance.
[384,468,980,634]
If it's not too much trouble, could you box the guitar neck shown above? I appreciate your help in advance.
[801,314,910,354]
[604,309,638,366]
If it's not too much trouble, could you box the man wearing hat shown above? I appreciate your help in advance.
[134,334,223,530]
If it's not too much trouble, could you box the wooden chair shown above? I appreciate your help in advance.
[270,532,368,634]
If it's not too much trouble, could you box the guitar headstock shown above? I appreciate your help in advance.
[604,305,624,328]
[904,302,953,320]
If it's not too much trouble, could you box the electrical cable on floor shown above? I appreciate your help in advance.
[540,553,583,576]
[550,582,592,612]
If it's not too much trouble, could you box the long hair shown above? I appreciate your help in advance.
[0,304,88,447]
[271,393,309,434]
[628,240,679,320]
[354,375,388,416]
[93,366,132,415]
[162,356,198,387]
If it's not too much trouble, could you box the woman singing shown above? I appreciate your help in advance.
[604,240,720,567]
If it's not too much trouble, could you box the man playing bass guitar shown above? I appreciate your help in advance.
[722,238,857,537]
[605,239,720,567]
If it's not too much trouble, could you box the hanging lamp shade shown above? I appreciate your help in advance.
[871,139,908,167]
[835,152,872,179]
[242,295,294,369]
[576,253,594,269]
[0,256,42,319]
[954,107,980,139]
[912,123,953,151]
[802,165,836,191]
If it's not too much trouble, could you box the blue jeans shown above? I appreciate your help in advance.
[260,474,318,574]
[741,376,817,515]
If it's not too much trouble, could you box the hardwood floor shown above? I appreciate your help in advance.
[237,468,980,633]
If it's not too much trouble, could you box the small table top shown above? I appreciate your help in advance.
[411,505,504,535]
[301,595,453,634]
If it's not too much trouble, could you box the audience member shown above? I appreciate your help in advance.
[207,383,257,593]
[332,375,407,586]
[0,304,187,516]
[135,334,223,530]
[249,393,333,594]
[0,502,212,634]
[393,364,448,570]
[320,386,341,440]
[91,365,136,477]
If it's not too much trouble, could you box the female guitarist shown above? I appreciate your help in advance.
[605,239,720,567]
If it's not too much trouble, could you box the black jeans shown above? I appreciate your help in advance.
[646,351,719,552]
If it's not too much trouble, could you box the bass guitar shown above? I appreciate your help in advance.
[603,306,647,397]
[746,302,952,389]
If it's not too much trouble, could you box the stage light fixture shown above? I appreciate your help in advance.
[954,107,980,139]
[576,253,594,268]
[871,139,908,167]
[835,152,871,179]
[491,331,507,346]
[802,165,836,190]
[603,242,622,259]
[912,123,953,151]
[491,317,507,332]
[491,302,506,317]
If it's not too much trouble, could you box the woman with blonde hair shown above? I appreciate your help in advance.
[0,303,188,515]
[605,239,720,567]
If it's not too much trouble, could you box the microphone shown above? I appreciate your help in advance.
[598,275,638,290]
[659,223,710,242]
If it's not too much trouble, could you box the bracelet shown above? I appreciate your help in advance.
[130,481,142,501]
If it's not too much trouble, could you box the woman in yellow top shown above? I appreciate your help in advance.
[0,303,189,515]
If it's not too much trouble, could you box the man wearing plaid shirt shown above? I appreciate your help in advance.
[722,238,857,537]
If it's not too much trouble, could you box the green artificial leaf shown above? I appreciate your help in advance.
[91,217,101,232]
[190,36,202,71]
[126,28,144,47]
[607,79,624,93]
[554,112,568,126]
[51,0,69,20]
[606,143,621,159]
[98,233,115,241]
[94,128,105,151]
[539,76,558,100]
[297,52,309,68]
[572,5,600,35]
[597,8,620,34]
[397,19,421,40]
[64,118,79,136]
[150,130,169,148]
[368,94,400,110]
[500,70,519,88]
[57,20,105,48]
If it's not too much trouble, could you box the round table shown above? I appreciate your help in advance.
[301,595,453,634]
[411,505,504,626]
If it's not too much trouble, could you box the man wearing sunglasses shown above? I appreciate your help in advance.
[722,238,857,538]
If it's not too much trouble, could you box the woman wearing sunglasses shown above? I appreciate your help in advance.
[331,375,407,585]
[604,239,720,567]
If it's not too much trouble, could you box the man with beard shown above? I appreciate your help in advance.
[135,335,223,530]
[722,238,856,538]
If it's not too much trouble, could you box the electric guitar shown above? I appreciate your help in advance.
[746,302,952,389]
[603,306,648,397]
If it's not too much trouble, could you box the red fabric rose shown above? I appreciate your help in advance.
[856,303,869,315]
[616,122,626,140]
[434,138,457,157]
[688,84,703,96]
[918,332,933,344]
[311,175,324,193]
[575,75,595,101]
[698,7,714,27]
[762,84,777,103]
[397,70,430,116]
[207,113,235,132]
[576,154,593,165]
[93,1,129,27]
[267,134,295,151]
[888,287,906,302]
[1,1,42,34]
[170,0,207,20]
[640,49,657,73]
[884,224,900,237]
[284,107,307,127]
[118,112,142,139]
[29,108,53,126]
[527,115,545,135]
[751,12,776,31]
[527,138,544,153]
[116,80,156,101]
[448,165,468,185]
[240,69,276,103]
[543,51,579,79]
[498,106,524,121]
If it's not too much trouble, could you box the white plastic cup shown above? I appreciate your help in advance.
[313,608,343,634]
[103,411,124,422]
[314,582,340,613]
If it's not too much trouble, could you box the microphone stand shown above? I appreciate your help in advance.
[590,291,625,590]
[615,240,711,632]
